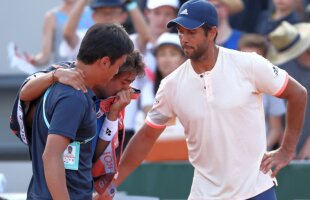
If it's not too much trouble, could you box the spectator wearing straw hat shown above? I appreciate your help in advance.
[230,0,270,33]
[208,0,245,50]
[268,21,310,159]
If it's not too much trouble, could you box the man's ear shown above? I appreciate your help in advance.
[210,26,218,41]
[99,56,111,68]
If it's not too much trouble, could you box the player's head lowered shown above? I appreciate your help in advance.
[93,50,146,99]
[77,23,134,65]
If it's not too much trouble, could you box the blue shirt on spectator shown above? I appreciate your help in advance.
[221,29,244,50]
[255,10,300,35]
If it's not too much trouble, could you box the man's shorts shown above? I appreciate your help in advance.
[247,187,277,200]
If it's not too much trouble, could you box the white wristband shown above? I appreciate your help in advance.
[99,118,118,141]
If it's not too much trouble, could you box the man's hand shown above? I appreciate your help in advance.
[92,182,117,200]
[54,68,87,92]
[260,147,295,178]
[108,89,132,120]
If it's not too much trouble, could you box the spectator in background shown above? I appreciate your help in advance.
[61,0,149,61]
[238,34,286,151]
[304,3,310,21]
[208,0,245,50]
[139,33,187,162]
[123,0,179,148]
[230,0,270,33]
[24,0,93,67]
[267,21,310,159]
[295,0,310,21]
[255,0,301,35]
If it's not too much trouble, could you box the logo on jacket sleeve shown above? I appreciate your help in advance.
[272,65,279,77]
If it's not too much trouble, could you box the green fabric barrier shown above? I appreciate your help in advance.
[119,162,193,199]
[118,161,310,200]
[275,160,310,200]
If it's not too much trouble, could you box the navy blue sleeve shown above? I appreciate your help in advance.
[48,92,86,140]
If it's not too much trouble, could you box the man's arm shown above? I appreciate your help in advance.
[126,1,151,53]
[20,68,86,102]
[260,76,307,177]
[114,123,165,186]
[63,0,89,49]
[94,89,132,161]
[25,10,55,66]
[43,134,71,200]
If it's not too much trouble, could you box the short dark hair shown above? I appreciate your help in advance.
[115,50,146,78]
[77,23,134,64]
[201,23,217,42]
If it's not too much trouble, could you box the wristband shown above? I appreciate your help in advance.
[99,118,118,141]
[126,1,138,11]
[52,68,59,84]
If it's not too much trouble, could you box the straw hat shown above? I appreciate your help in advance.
[267,21,310,65]
[219,0,244,14]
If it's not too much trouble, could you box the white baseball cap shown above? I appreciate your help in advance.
[147,0,180,10]
[154,32,182,54]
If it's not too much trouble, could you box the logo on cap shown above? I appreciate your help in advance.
[180,9,188,15]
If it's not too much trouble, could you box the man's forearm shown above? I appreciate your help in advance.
[64,0,88,48]
[43,154,70,200]
[128,2,151,52]
[115,124,164,186]
[281,88,307,153]
[20,72,54,101]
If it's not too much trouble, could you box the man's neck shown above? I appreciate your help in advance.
[191,45,219,74]
[75,60,95,89]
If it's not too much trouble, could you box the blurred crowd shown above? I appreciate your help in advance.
[16,0,310,160]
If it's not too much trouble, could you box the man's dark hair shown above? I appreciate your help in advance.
[77,23,134,64]
[201,23,217,42]
[115,50,145,78]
